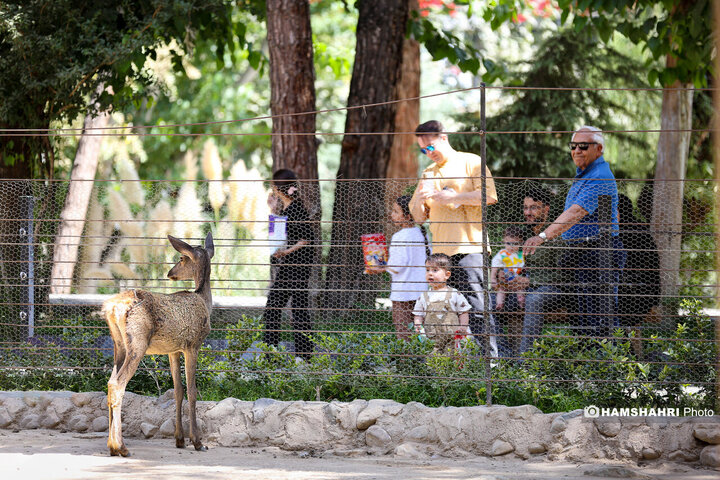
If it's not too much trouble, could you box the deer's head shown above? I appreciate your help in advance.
[167,232,215,281]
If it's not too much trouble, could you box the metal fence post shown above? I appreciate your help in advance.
[20,195,35,338]
[480,82,493,406]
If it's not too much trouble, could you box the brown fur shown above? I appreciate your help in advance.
[103,233,214,457]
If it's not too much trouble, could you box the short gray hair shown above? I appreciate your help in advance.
[574,125,604,147]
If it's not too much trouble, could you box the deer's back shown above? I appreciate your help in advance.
[104,290,211,355]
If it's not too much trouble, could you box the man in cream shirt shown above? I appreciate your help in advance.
[409,120,499,358]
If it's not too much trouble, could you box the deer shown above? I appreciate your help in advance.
[102,232,214,457]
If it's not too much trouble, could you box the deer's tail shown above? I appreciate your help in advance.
[102,290,143,326]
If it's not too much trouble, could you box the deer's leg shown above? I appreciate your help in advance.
[184,348,206,451]
[168,351,185,449]
[106,324,127,456]
[107,343,146,457]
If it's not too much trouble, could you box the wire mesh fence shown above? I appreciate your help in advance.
[0,174,717,411]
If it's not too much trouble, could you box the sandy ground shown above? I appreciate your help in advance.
[0,429,717,480]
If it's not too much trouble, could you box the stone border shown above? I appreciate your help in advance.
[0,391,718,467]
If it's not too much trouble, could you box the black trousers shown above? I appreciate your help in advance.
[263,266,314,358]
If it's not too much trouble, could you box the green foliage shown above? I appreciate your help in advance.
[453,28,654,179]
[408,7,481,75]
[1,302,715,413]
[483,0,713,87]
[0,0,238,177]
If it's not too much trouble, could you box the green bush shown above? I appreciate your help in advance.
[1,305,715,413]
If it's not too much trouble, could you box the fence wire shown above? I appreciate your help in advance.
[0,175,717,410]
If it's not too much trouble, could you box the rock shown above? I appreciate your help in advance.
[0,407,12,428]
[490,439,514,456]
[693,425,720,445]
[668,450,699,462]
[618,448,632,459]
[582,465,651,479]
[23,393,46,408]
[640,447,661,460]
[365,425,391,448]
[332,400,367,431]
[3,398,26,417]
[595,419,622,437]
[251,398,277,423]
[70,392,97,408]
[547,443,564,455]
[50,397,74,417]
[550,415,567,435]
[140,422,158,438]
[700,445,720,468]
[91,417,108,432]
[158,418,175,437]
[394,443,426,459]
[206,398,238,419]
[405,425,432,443]
[20,414,40,429]
[357,401,389,430]
[528,442,546,454]
[68,414,89,432]
[41,411,61,429]
[561,409,583,420]
[157,389,174,403]
[281,402,328,450]
[507,405,543,420]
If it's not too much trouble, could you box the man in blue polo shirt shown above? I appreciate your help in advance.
[524,126,626,341]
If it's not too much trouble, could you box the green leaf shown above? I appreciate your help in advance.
[132,51,145,70]
[647,69,659,86]
[597,19,612,43]
[248,50,261,70]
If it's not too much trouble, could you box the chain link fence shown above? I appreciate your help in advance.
[0,174,717,411]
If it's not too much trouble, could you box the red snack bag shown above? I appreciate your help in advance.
[361,233,388,274]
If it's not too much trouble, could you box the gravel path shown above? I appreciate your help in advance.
[0,429,717,480]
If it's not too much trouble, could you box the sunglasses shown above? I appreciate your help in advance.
[420,144,436,155]
[505,241,521,246]
[568,142,599,151]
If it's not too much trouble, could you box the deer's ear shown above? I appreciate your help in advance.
[168,235,195,259]
[204,231,215,259]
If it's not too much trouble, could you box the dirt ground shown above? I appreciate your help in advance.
[0,429,717,480]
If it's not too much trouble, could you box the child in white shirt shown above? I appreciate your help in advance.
[371,195,429,340]
[413,253,471,352]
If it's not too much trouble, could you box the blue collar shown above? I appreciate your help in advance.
[575,156,605,178]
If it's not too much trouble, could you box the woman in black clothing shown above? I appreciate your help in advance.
[263,169,315,359]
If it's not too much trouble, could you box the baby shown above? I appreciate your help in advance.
[491,226,527,311]
[413,253,471,353]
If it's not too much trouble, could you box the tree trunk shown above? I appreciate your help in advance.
[385,0,420,237]
[50,111,109,294]
[325,0,409,312]
[266,0,319,219]
[266,0,321,317]
[651,75,693,320]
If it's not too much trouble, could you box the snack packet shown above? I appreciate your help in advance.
[361,233,388,274]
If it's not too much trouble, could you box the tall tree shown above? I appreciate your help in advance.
[266,0,322,313]
[266,0,319,219]
[0,0,237,340]
[385,0,421,236]
[325,0,410,311]
[50,106,110,295]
